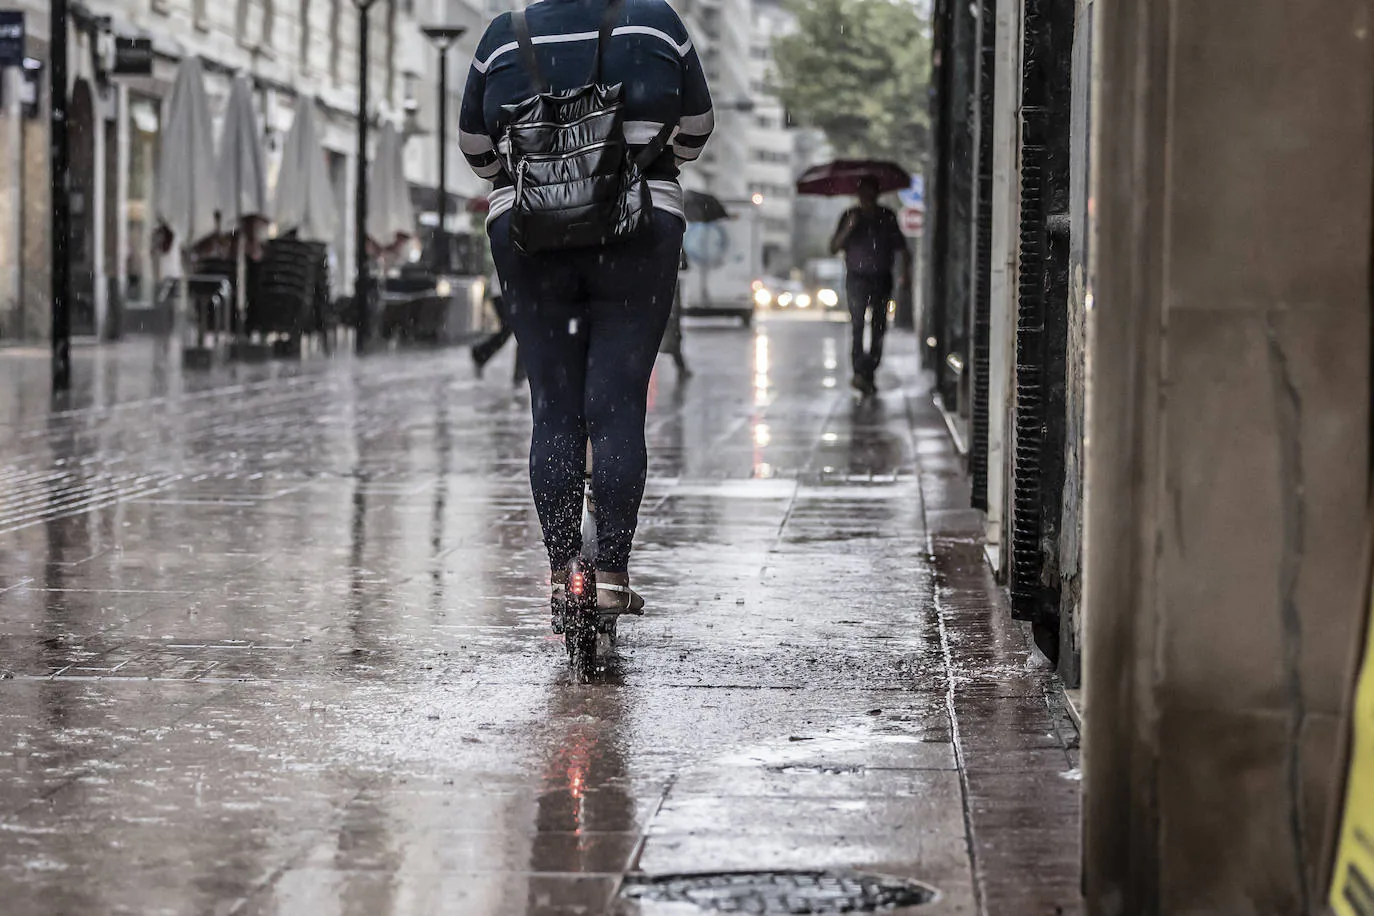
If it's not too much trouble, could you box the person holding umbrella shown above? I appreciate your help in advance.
[829,175,911,395]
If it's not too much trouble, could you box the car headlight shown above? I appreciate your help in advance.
[796,293,811,308]
[754,287,772,306]
[777,292,793,307]
[817,288,839,307]
[435,279,452,297]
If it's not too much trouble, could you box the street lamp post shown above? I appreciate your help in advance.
[421,26,466,271]
[353,0,378,354]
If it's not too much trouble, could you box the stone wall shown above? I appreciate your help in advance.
[1082,0,1374,911]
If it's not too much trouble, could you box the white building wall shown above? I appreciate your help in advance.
[744,0,796,275]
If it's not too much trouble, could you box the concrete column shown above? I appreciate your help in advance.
[984,0,1022,566]
[20,50,49,341]
[1082,1,1373,913]
[114,83,128,312]
[343,147,356,295]
[92,84,107,340]
[0,66,21,338]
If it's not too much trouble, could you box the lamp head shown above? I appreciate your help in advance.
[422,25,468,48]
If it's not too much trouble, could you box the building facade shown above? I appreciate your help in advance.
[0,0,490,342]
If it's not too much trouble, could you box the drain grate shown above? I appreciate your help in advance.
[619,869,937,913]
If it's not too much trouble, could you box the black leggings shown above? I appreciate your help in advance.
[488,210,685,573]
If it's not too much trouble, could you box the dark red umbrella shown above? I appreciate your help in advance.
[795,159,911,197]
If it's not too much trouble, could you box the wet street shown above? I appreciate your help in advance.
[0,316,1079,915]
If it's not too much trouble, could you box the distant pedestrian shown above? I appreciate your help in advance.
[460,0,713,627]
[829,177,912,395]
[470,270,525,386]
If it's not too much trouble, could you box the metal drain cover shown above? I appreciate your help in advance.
[620,869,937,913]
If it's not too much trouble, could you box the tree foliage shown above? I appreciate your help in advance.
[771,0,931,168]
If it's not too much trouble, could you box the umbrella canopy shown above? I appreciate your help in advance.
[274,98,337,242]
[155,57,218,248]
[367,122,416,252]
[684,189,730,223]
[217,75,269,229]
[795,159,910,197]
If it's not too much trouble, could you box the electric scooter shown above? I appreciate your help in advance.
[561,442,642,676]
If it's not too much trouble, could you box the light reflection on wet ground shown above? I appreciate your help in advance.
[0,317,1079,915]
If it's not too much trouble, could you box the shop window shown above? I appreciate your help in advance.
[125,97,160,307]
[299,0,311,69]
[329,0,342,80]
[385,0,396,101]
[263,0,277,47]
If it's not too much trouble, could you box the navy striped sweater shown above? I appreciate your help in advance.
[459,0,715,223]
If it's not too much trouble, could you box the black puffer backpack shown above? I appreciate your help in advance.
[501,0,673,253]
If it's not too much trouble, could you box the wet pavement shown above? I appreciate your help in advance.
[0,316,1080,916]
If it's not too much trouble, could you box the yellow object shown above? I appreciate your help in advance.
[1331,597,1374,915]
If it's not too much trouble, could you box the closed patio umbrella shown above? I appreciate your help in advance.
[367,122,415,254]
[155,57,218,346]
[156,57,217,251]
[274,98,337,242]
[217,75,269,328]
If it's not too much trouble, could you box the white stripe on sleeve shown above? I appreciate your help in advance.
[677,110,714,136]
[460,129,495,155]
[471,158,504,179]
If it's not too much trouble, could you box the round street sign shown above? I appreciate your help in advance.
[900,207,924,238]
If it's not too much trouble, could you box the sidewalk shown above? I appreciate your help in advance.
[0,320,1080,915]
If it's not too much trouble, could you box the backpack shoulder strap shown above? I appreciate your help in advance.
[633,120,676,171]
[511,10,550,94]
[590,0,625,84]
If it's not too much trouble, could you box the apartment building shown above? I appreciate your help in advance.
[743,0,793,275]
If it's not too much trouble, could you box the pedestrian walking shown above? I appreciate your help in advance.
[829,176,912,395]
[460,0,713,627]
[470,270,525,386]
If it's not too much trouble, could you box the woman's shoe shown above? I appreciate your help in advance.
[596,571,646,615]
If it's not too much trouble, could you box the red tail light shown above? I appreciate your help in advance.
[570,571,586,597]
